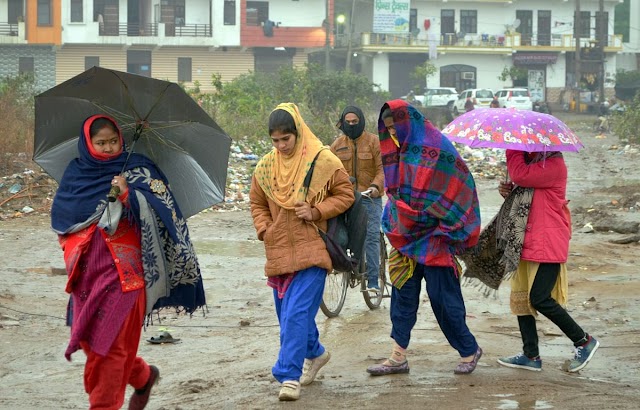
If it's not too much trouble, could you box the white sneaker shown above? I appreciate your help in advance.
[278,380,300,401]
[299,351,331,386]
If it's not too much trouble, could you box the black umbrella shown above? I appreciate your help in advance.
[34,66,231,218]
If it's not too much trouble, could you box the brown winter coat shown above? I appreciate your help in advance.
[250,168,354,277]
[330,131,385,194]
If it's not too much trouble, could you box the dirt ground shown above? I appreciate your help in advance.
[1,112,639,410]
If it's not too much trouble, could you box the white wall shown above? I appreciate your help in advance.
[372,53,389,91]
[268,0,325,27]
[185,0,210,25]
[212,0,240,46]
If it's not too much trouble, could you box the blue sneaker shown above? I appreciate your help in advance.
[497,353,542,371]
[566,336,600,373]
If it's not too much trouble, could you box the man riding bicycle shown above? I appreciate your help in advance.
[331,106,385,292]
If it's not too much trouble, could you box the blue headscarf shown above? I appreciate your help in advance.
[51,115,178,241]
[51,114,205,314]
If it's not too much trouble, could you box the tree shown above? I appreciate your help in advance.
[498,66,528,86]
[411,61,437,93]
[184,64,390,153]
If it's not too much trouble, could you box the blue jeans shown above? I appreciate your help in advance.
[364,196,382,288]
[272,266,326,382]
[390,264,478,357]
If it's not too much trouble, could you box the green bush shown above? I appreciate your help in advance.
[186,64,390,155]
[0,74,35,173]
[612,91,640,144]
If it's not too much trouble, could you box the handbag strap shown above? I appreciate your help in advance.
[303,150,324,201]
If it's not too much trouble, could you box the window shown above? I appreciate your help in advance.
[460,10,477,34]
[224,0,236,25]
[246,1,268,26]
[127,50,152,77]
[37,0,52,26]
[19,57,34,74]
[70,0,83,22]
[8,0,23,24]
[178,57,192,82]
[575,11,590,38]
[409,8,417,34]
[85,56,100,70]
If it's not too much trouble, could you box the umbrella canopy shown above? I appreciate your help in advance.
[442,108,584,152]
[34,66,231,218]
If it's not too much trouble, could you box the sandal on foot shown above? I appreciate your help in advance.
[367,359,410,376]
[454,347,482,375]
[278,380,300,401]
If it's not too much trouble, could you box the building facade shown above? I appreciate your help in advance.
[0,0,333,92]
[0,0,636,101]
[338,0,630,104]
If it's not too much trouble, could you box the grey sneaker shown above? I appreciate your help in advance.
[497,353,542,371]
[566,336,599,373]
[300,351,330,385]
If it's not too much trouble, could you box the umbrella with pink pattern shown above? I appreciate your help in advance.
[442,108,584,152]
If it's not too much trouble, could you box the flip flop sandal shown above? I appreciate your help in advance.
[147,331,181,344]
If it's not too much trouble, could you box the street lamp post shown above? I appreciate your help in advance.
[325,0,330,71]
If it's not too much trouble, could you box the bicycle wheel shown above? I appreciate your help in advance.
[320,269,349,318]
[362,232,388,309]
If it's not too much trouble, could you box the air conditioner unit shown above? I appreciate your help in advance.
[462,72,475,80]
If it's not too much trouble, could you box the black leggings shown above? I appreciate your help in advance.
[518,263,587,358]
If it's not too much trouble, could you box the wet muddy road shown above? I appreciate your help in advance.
[1,113,639,409]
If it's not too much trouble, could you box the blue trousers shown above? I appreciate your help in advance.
[272,266,326,382]
[390,264,478,357]
[364,196,383,287]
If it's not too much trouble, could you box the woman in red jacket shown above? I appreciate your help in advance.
[497,149,599,373]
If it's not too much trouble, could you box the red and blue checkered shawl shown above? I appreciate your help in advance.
[378,100,481,267]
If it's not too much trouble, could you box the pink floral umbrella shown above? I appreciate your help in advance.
[442,108,584,152]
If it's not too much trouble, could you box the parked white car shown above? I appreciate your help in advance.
[452,88,495,115]
[495,88,533,110]
[401,87,458,109]
[423,87,458,109]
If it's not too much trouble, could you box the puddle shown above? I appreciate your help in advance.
[194,239,264,258]
[494,398,553,409]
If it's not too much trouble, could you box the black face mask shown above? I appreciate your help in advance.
[341,122,365,140]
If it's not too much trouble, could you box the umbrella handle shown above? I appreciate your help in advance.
[107,185,120,202]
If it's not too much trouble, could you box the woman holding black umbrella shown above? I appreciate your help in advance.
[51,115,206,410]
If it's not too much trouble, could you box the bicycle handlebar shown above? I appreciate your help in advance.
[360,189,373,197]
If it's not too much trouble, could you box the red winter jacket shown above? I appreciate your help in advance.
[506,150,571,263]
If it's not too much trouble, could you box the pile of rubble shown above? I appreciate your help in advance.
[5,140,635,220]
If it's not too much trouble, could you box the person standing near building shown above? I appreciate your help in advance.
[330,106,385,291]
[367,100,483,376]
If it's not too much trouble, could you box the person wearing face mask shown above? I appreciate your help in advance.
[330,106,385,292]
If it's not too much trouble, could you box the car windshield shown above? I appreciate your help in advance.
[476,90,494,98]
[425,90,437,96]
[511,90,529,97]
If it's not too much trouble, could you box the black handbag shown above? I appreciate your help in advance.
[303,150,367,272]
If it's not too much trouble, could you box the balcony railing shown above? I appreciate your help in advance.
[101,23,158,37]
[0,22,19,36]
[349,32,623,50]
[164,23,211,37]
[100,23,211,37]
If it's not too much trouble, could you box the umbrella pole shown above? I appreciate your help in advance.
[107,124,144,202]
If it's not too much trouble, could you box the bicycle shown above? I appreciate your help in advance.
[320,190,392,318]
